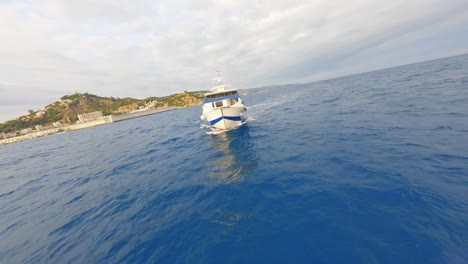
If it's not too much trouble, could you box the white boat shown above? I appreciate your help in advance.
[200,76,246,130]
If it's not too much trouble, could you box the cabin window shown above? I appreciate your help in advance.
[208,91,238,100]
[215,101,223,107]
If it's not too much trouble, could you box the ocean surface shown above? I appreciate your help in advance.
[1,54,468,263]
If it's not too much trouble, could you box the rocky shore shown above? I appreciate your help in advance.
[0,106,178,146]
[0,128,61,145]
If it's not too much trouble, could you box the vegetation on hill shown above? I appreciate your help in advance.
[0,91,207,134]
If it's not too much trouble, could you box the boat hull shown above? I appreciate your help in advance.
[204,107,245,130]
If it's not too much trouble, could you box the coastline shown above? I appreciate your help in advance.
[0,106,178,146]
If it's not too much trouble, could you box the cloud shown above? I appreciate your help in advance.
[0,0,467,122]
[31,0,155,22]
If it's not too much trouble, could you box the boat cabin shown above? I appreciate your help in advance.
[204,90,240,108]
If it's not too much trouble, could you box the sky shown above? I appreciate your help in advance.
[1,0,468,122]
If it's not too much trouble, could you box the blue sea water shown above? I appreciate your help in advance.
[1,54,468,263]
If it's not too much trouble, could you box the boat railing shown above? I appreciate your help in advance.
[211,84,232,91]
[212,77,226,86]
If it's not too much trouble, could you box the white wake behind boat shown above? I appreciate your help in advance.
[200,76,246,130]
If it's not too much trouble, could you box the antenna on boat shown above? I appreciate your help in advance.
[216,66,221,78]
[224,67,230,85]
[214,66,224,86]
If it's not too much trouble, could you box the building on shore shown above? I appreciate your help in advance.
[20,128,33,135]
[77,111,103,123]
[2,132,16,139]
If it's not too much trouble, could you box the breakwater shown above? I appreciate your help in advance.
[109,107,177,122]
[0,128,61,145]
[0,107,177,145]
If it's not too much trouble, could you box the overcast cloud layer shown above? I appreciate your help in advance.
[1,0,468,121]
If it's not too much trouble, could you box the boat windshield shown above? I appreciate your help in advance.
[205,91,238,99]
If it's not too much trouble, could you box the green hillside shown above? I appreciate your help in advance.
[0,91,207,134]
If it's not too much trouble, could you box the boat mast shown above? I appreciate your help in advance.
[211,66,231,92]
[216,66,223,85]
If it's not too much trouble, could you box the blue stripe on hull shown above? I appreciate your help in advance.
[209,116,242,125]
[224,116,242,121]
[209,116,223,125]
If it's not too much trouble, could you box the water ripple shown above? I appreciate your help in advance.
[1,54,468,263]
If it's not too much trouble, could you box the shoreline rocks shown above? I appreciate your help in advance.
[0,128,61,145]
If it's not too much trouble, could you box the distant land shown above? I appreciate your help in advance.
[0,91,207,134]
